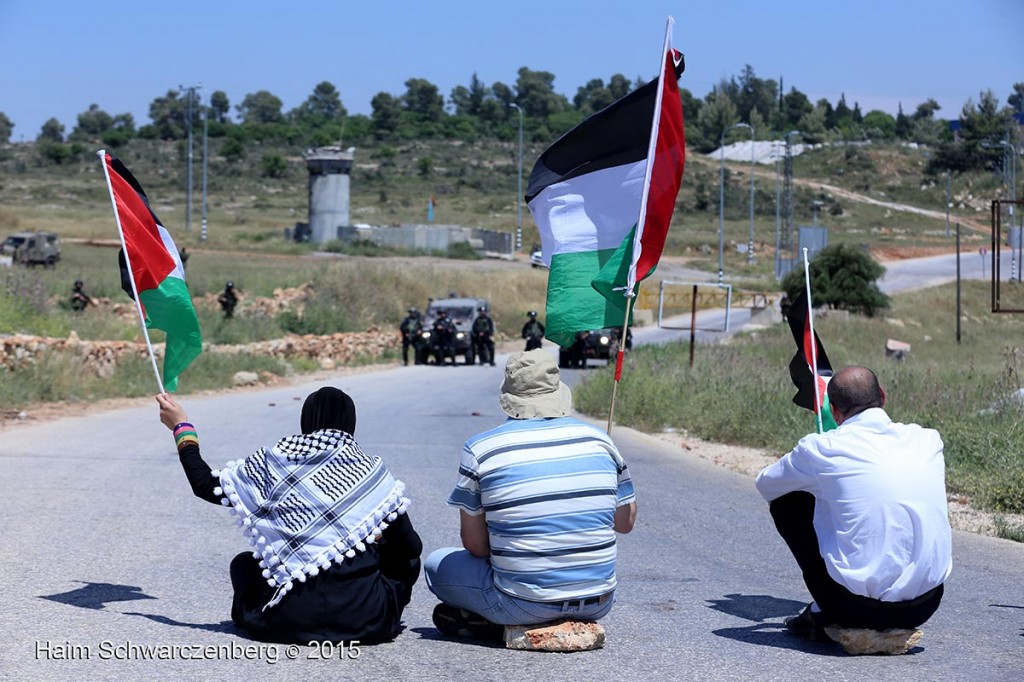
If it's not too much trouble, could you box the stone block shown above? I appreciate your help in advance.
[885,339,911,361]
[824,626,923,655]
[504,620,605,652]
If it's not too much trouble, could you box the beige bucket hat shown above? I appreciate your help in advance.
[499,349,573,419]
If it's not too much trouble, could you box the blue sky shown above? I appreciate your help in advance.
[1,0,1021,139]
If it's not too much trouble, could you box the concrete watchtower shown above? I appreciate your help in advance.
[304,146,354,245]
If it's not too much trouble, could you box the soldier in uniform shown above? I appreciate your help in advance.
[400,307,423,366]
[70,279,95,312]
[218,281,238,319]
[521,311,545,351]
[471,306,495,366]
[431,309,457,366]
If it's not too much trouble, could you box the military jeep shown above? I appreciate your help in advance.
[417,296,490,365]
[0,232,61,267]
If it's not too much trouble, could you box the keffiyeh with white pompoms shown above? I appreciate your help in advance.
[213,428,410,609]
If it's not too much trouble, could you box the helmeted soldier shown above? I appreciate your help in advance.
[471,306,496,366]
[400,307,423,366]
[70,279,94,312]
[218,281,238,319]
[431,309,457,366]
[521,311,545,351]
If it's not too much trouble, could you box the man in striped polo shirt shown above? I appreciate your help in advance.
[425,349,637,638]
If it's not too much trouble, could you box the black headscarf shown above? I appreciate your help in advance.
[300,387,356,435]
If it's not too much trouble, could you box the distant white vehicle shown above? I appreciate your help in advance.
[530,249,547,269]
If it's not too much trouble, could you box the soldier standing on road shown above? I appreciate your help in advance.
[400,308,423,366]
[471,307,495,366]
[780,293,792,324]
[70,279,94,312]
[522,311,545,351]
[218,281,238,319]
[432,309,457,366]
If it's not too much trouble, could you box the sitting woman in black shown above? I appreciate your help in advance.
[156,387,422,645]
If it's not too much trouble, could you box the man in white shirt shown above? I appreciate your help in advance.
[755,366,952,638]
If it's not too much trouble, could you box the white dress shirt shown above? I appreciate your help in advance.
[755,408,952,601]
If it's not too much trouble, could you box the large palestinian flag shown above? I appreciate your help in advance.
[525,42,685,348]
[787,290,837,431]
[101,152,202,392]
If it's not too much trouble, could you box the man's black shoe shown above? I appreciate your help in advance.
[784,604,831,641]
[432,603,503,640]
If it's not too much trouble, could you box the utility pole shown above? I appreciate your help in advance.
[945,168,951,239]
[201,98,208,242]
[510,103,524,252]
[185,86,193,233]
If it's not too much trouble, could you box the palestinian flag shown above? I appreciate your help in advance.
[526,36,685,347]
[787,290,837,431]
[101,152,202,392]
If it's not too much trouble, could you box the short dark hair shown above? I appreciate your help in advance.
[827,366,884,418]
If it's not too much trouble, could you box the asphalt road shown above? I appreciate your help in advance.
[2,348,1023,681]
[3,252,1023,680]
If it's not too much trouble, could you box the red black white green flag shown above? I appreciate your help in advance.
[786,290,837,430]
[525,21,685,347]
[101,152,202,392]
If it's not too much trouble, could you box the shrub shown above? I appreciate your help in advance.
[782,243,890,316]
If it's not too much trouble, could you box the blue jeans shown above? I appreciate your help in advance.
[424,547,614,625]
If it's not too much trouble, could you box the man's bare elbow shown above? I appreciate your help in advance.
[614,502,637,534]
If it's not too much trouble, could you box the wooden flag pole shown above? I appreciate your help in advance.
[802,247,823,434]
[98,149,166,395]
[606,293,636,434]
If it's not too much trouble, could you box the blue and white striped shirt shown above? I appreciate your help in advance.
[448,417,635,602]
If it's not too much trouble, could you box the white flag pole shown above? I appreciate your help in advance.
[97,149,166,395]
[625,14,674,298]
[802,247,823,433]
[607,16,675,434]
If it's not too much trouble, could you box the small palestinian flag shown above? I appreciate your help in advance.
[102,152,202,392]
[787,290,837,431]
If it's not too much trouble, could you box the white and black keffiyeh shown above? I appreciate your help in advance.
[212,429,410,609]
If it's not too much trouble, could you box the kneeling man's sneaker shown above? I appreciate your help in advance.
[785,604,830,641]
[432,603,504,640]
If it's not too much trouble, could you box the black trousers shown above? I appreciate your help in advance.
[769,491,943,630]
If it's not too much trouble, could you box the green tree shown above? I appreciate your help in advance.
[210,90,231,123]
[417,156,433,177]
[0,112,13,143]
[370,92,401,139]
[573,78,613,115]
[1009,83,1024,114]
[782,244,890,316]
[221,136,245,163]
[913,98,941,121]
[862,110,897,139]
[450,73,489,118]
[895,103,912,139]
[910,99,943,145]
[780,88,813,129]
[148,89,187,139]
[38,117,65,143]
[237,90,284,124]
[928,89,1013,174]
[515,67,567,119]
[292,81,346,126]
[608,73,631,100]
[261,153,287,178]
[402,78,444,122]
[798,102,828,143]
[70,104,113,141]
[692,87,738,153]
[736,65,777,126]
